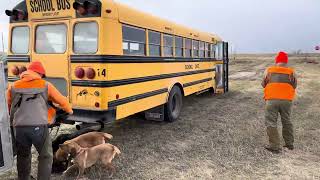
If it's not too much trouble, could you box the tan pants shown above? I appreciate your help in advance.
[265,100,294,149]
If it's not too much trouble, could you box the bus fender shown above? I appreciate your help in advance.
[166,82,184,102]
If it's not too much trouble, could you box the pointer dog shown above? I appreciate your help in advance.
[55,132,113,162]
[59,142,121,179]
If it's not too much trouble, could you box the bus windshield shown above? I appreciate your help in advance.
[11,26,29,54]
[35,24,67,54]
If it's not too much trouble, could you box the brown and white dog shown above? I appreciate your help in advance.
[55,132,113,162]
[59,141,121,179]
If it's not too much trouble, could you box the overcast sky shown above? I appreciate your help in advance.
[1,0,320,53]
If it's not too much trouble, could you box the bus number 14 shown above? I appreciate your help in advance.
[97,69,107,77]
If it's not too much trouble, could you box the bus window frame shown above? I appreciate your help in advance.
[72,21,99,55]
[34,23,68,55]
[10,25,30,55]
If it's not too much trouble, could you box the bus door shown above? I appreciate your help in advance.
[0,62,14,174]
[32,20,71,98]
[223,42,229,92]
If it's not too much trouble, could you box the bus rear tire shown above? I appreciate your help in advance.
[164,86,183,122]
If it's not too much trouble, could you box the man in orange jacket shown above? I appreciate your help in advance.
[7,61,73,180]
[261,52,297,153]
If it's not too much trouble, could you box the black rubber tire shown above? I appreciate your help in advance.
[164,86,183,122]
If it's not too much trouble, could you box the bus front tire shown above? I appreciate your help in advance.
[164,86,183,122]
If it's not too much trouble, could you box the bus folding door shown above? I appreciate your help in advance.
[0,62,14,174]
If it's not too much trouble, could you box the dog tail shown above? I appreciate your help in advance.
[103,133,113,140]
[112,145,121,155]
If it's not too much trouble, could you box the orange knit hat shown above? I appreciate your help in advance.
[28,61,46,76]
[275,51,288,64]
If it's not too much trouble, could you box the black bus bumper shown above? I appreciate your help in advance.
[66,108,116,124]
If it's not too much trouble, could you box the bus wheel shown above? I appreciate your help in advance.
[165,86,183,122]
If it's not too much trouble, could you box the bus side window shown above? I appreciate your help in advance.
[163,34,173,57]
[199,41,205,58]
[184,38,192,58]
[193,40,199,57]
[205,43,209,58]
[211,44,216,59]
[148,31,161,57]
[175,36,183,57]
[215,42,223,60]
[122,25,146,56]
[218,42,224,60]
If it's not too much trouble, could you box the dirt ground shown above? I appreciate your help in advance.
[2,54,320,180]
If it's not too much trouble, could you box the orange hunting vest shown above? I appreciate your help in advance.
[10,79,56,126]
[264,66,296,101]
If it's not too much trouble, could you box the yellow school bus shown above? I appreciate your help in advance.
[6,0,229,124]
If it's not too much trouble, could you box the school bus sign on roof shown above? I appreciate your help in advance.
[27,0,75,19]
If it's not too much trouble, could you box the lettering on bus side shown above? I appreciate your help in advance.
[185,64,200,70]
[29,0,71,13]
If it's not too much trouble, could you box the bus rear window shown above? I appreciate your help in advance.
[36,24,67,54]
[11,26,29,54]
[74,22,98,54]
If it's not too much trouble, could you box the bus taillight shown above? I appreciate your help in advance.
[5,9,27,21]
[86,68,96,79]
[84,1,98,14]
[11,66,19,76]
[73,1,98,16]
[73,2,86,15]
[75,67,85,79]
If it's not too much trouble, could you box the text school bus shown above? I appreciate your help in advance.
[6,0,229,125]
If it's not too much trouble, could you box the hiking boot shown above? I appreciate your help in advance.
[265,146,281,154]
[283,145,294,150]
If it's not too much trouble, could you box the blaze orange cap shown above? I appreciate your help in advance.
[275,51,288,64]
[28,61,46,76]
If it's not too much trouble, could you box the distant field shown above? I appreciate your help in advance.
[1,55,319,180]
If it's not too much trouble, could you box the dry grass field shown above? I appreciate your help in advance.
[1,54,320,180]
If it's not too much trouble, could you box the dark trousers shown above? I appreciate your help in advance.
[14,126,53,180]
